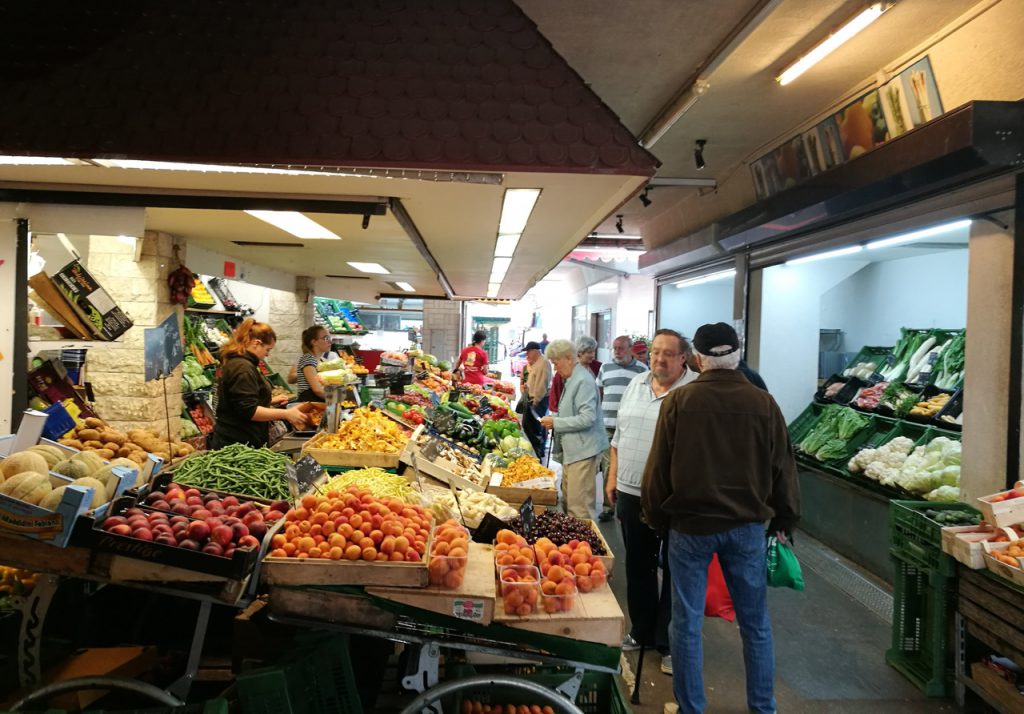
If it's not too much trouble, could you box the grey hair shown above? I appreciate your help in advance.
[545,338,575,361]
[697,349,741,370]
[575,335,598,355]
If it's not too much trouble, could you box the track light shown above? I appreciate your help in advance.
[362,214,370,230]
[615,215,624,234]
[639,188,652,208]
[694,140,707,171]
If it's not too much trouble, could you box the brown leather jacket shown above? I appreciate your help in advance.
[640,369,800,535]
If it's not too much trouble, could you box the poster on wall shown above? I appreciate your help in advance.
[880,75,913,138]
[901,56,943,126]
[801,127,825,177]
[835,89,889,161]
[816,115,844,170]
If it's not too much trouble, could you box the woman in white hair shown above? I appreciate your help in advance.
[540,339,608,519]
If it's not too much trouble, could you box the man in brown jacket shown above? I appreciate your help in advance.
[641,322,799,714]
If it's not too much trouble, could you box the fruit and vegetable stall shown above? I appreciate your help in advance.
[0,396,625,713]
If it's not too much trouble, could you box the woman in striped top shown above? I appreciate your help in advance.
[295,325,330,402]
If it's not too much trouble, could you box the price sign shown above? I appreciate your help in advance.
[433,410,457,434]
[519,497,535,540]
[476,400,494,418]
[421,438,442,462]
[868,372,886,384]
[294,455,326,492]
[885,354,896,366]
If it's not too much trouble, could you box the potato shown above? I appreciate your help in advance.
[100,430,127,447]
[58,438,77,447]
[174,443,194,457]
[103,442,120,452]
[95,449,115,460]
[84,417,106,429]
[128,451,147,465]
[83,440,104,450]
[77,428,101,443]
[65,439,84,450]
[116,446,133,458]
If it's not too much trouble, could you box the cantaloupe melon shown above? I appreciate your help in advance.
[71,476,106,509]
[0,471,52,505]
[53,459,93,480]
[39,485,68,511]
[1,451,50,481]
[70,450,104,474]
[27,445,65,468]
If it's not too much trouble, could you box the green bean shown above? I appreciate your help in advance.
[172,444,290,500]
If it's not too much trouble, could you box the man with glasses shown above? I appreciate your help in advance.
[604,329,697,675]
[596,335,648,521]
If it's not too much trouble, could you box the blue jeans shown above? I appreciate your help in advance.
[668,523,776,714]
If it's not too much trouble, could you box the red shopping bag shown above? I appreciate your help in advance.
[705,554,735,621]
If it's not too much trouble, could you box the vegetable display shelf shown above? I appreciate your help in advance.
[889,500,981,577]
[887,556,954,697]
[842,346,894,376]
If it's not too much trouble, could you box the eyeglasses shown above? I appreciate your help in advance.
[317,335,332,341]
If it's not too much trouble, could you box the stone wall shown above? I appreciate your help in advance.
[85,231,184,437]
[421,299,462,364]
[264,277,315,379]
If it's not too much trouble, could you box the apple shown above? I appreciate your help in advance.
[187,521,211,541]
[107,524,132,536]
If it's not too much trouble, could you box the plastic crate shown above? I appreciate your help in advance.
[788,403,823,445]
[42,401,76,440]
[903,385,956,425]
[889,500,980,576]
[1,701,229,714]
[842,346,894,375]
[886,557,954,697]
[237,634,361,714]
[933,388,962,431]
[876,420,932,448]
[446,665,629,714]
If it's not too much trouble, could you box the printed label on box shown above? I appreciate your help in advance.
[452,598,485,621]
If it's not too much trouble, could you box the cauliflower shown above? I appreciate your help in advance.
[865,461,900,484]
[886,437,915,455]
[848,448,877,473]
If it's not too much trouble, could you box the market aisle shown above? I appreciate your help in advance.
[596,521,974,713]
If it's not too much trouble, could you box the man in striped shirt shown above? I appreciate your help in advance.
[595,335,648,521]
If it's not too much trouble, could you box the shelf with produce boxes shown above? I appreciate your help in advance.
[846,422,962,502]
[792,404,875,475]
[301,407,410,468]
[486,455,558,506]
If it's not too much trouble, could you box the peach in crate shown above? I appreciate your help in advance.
[493,528,536,571]
[428,518,470,587]
[534,536,607,591]
[540,566,577,613]
[498,564,540,616]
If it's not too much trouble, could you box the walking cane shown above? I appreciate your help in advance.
[631,641,646,705]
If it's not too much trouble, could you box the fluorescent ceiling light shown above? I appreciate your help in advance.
[777,3,889,86]
[395,282,415,292]
[589,282,619,294]
[491,257,512,276]
[590,233,642,240]
[498,189,541,235]
[494,233,521,258]
[866,219,972,250]
[0,155,73,166]
[347,262,390,274]
[487,284,500,298]
[490,271,505,284]
[245,210,340,239]
[786,245,863,266]
[675,269,736,288]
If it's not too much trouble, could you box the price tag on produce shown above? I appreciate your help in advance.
[284,462,301,506]
[294,455,326,493]
[432,410,457,434]
[476,401,494,418]
[519,497,535,540]
[421,438,442,461]
[409,453,428,495]
[868,372,886,384]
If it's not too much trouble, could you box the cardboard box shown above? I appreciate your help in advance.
[53,259,134,341]
[28,360,97,419]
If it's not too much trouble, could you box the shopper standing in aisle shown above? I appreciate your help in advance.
[549,335,601,413]
[540,339,608,520]
[632,338,650,366]
[604,329,697,675]
[521,341,551,458]
[596,335,649,522]
[211,319,309,449]
[455,330,490,385]
[293,326,331,402]
[641,322,800,714]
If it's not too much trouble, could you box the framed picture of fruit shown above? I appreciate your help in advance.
[835,89,890,161]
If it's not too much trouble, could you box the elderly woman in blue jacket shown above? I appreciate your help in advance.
[541,339,609,520]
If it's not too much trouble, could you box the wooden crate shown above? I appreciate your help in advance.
[976,486,1024,528]
[301,434,401,468]
[584,519,616,576]
[269,586,398,629]
[401,437,487,493]
[958,568,1024,678]
[367,541,496,624]
[981,542,1024,587]
[487,483,558,506]
[942,526,996,569]
[968,662,1024,713]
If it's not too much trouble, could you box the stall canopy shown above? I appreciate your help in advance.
[0,0,659,299]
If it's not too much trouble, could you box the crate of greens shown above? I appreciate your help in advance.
[795,405,872,464]
[170,444,291,502]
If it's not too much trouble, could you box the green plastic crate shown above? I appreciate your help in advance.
[889,500,980,576]
[446,665,629,714]
[237,634,362,714]
[2,701,229,714]
[842,345,894,375]
[877,420,932,448]
[788,403,823,445]
[886,557,954,697]
[266,371,295,395]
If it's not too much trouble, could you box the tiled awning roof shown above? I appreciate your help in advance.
[1,0,658,177]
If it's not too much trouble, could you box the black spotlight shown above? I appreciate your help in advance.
[362,214,371,229]
[615,214,624,234]
[639,187,652,208]
[694,139,707,171]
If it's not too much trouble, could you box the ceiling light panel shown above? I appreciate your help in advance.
[494,233,521,258]
[0,155,73,165]
[347,262,390,274]
[245,210,341,239]
[498,189,541,235]
[396,282,415,292]
[786,245,863,266]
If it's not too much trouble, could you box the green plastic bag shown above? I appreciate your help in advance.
[766,535,805,591]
